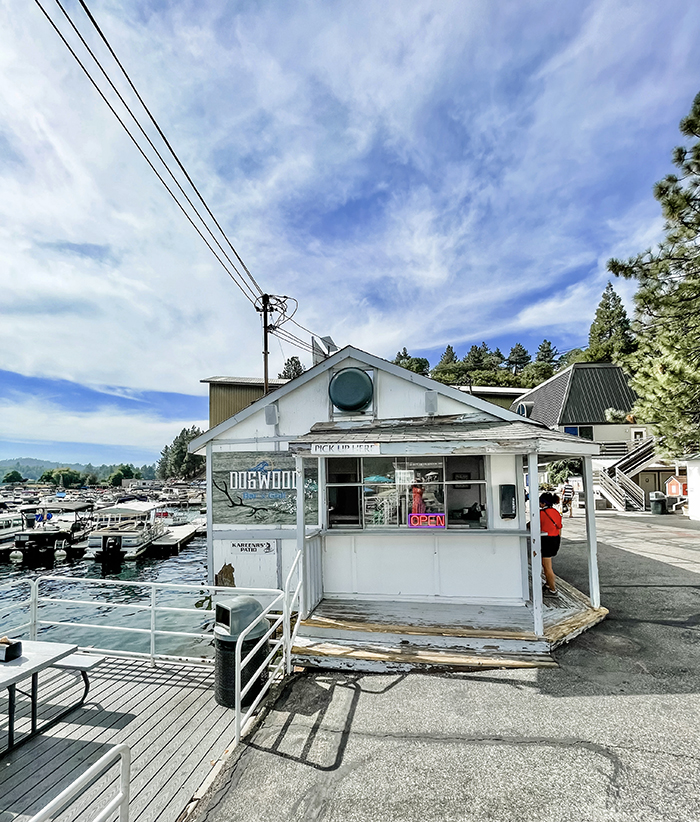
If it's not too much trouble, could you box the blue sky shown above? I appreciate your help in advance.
[1,0,699,463]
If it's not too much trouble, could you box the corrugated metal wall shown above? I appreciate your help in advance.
[209,384,265,427]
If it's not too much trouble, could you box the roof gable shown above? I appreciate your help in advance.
[190,346,525,451]
[511,363,636,426]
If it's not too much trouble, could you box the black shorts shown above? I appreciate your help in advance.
[541,535,561,558]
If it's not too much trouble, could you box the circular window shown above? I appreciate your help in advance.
[329,368,373,412]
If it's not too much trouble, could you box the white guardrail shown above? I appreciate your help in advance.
[28,743,131,822]
[1,549,305,819]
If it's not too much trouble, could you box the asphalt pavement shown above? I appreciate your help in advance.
[192,511,700,822]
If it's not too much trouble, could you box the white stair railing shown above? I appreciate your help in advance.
[28,743,130,822]
[614,468,646,510]
[593,469,626,511]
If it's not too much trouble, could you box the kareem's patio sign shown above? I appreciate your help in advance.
[211,452,317,525]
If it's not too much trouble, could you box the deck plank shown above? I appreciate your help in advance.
[1,662,189,813]
[0,658,239,822]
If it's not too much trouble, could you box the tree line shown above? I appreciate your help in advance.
[2,462,156,487]
[393,279,634,390]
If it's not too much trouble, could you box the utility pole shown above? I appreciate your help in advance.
[260,293,270,394]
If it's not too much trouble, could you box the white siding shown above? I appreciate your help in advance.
[323,531,526,603]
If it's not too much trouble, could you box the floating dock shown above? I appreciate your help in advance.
[151,521,205,552]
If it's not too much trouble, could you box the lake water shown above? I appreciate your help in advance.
[0,533,219,661]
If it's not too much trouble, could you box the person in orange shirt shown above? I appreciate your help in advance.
[539,492,562,595]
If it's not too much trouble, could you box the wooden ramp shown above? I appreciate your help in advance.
[0,659,237,822]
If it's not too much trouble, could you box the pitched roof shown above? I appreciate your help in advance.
[189,346,525,452]
[510,363,636,426]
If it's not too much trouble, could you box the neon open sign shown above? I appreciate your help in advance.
[408,513,446,528]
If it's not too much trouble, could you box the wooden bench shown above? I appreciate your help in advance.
[52,654,105,705]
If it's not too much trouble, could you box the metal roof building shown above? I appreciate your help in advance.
[510,363,637,427]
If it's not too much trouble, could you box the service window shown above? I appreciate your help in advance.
[325,455,487,529]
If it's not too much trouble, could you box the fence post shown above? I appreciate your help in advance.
[30,579,38,640]
[150,586,157,667]
[282,582,291,676]
[119,744,131,822]
[234,633,242,745]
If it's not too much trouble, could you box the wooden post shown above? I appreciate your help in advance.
[295,455,307,616]
[528,452,544,636]
[582,455,601,608]
[318,456,327,530]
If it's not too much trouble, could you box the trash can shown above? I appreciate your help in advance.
[214,596,269,709]
[649,491,667,515]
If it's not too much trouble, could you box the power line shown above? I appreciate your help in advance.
[54,0,260,303]
[41,0,260,304]
[33,0,327,359]
[74,0,264,297]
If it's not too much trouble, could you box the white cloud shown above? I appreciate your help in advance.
[0,393,206,451]
[0,0,698,420]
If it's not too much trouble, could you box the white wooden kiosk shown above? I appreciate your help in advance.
[190,347,607,671]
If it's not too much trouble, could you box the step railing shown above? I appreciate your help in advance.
[607,436,656,478]
[28,743,130,822]
[593,469,626,511]
[614,468,646,510]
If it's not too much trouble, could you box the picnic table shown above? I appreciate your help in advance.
[0,640,81,756]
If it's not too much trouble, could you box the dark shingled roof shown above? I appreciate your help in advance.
[510,363,637,426]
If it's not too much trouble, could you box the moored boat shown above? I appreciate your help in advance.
[86,501,169,561]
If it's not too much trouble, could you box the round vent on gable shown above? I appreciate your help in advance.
[329,368,373,412]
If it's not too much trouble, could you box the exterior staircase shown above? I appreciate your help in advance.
[593,436,657,511]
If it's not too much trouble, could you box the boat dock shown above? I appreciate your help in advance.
[0,658,238,822]
[151,521,205,551]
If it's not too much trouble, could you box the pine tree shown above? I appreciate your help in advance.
[535,339,558,365]
[278,357,306,379]
[585,283,635,363]
[392,348,430,376]
[431,345,466,384]
[608,91,700,454]
[463,343,489,373]
[506,343,531,374]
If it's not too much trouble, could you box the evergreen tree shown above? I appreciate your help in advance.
[535,339,559,365]
[392,348,430,376]
[157,427,205,480]
[278,357,306,379]
[506,343,531,374]
[431,345,466,384]
[2,470,24,484]
[608,91,700,454]
[520,360,555,388]
[485,347,506,370]
[463,343,489,373]
[557,348,588,369]
[586,282,635,363]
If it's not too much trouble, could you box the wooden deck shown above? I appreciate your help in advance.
[0,659,238,822]
[293,577,608,672]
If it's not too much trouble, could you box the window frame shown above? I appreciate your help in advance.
[324,455,489,531]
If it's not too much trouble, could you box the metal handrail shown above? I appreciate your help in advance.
[3,563,308,747]
[28,743,130,822]
[233,591,286,744]
[593,469,625,511]
[615,468,646,510]
[25,576,285,665]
